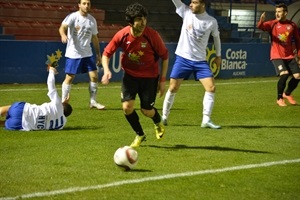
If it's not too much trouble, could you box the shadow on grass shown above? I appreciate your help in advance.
[123,169,153,173]
[146,144,271,154]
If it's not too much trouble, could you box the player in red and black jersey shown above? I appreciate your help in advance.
[257,3,300,106]
[101,3,169,147]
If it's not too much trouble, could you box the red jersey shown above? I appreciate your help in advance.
[257,19,300,60]
[103,26,169,78]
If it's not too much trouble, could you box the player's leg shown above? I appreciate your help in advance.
[0,105,11,117]
[162,56,190,125]
[199,77,220,129]
[196,61,220,129]
[272,59,289,106]
[283,60,300,105]
[121,74,146,147]
[162,78,183,125]
[86,57,105,110]
[62,58,77,103]
[0,105,11,127]
[139,77,165,139]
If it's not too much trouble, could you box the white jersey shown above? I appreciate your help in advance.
[21,71,67,131]
[173,0,221,61]
[62,11,98,58]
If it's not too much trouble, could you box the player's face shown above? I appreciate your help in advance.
[275,7,287,21]
[190,0,205,14]
[131,16,147,35]
[78,0,91,15]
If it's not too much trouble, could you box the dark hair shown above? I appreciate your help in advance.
[125,2,148,24]
[200,0,207,4]
[63,103,73,117]
[276,3,288,12]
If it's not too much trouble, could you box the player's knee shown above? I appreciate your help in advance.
[292,73,300,79]
[168,84,180,93]
[140,108,153,117]
[64,74,75,84]
[122,102,132,114]
[279,71,289,76]
[205,85,216,92]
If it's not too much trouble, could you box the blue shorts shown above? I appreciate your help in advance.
[65,56,97,75]
[170,55,213,80]
[5,102,25,130]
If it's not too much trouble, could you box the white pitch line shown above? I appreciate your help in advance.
[0,79,276,92]
[1,158,299,200]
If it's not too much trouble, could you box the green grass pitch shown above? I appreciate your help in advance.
[0,77,299,199]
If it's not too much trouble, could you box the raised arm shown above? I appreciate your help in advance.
[172,0,184,7]
[47,67,61,104]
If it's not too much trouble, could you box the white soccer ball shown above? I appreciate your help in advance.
[113,146,138,171]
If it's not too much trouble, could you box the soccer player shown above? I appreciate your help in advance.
[101,3,169,147]
[257,3,300,106]
[59,0,105,110]
[162,0,221,129]
[0,66,73,131]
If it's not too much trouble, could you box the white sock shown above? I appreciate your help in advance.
[62,82,71,103]
[89,82,98,104]
[162,90,176,120]
[202,91,215,124]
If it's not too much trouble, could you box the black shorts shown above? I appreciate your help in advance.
[272,59,300,75]
[121,73,159,110]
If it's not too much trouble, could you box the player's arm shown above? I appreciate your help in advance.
[211,20,222,68]
[59,24,68,44]
[101,34,121,85]
[257,12,269,31]
[47,67,61,104]
[293,25,300,64]
[92,34,101,66]
[213,35,222,68]
[101,55,112,85]
[172,0,183,7]
[158,58,169,98]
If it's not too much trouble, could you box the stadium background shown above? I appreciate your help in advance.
[0,0,299,83]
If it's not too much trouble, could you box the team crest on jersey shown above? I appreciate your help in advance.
[141,42,147,48]
[75,25,80,32]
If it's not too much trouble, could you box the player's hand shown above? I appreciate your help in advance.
[48,66,58,74]
[62,94,70,103]
[212,56,221,68]
[61,35,68,44]
[96,55,102,66]
[260,12,266,22]
[101,71,112,85]
[157,81,166,98]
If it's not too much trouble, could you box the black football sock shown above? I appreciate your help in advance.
[277,74,289,99]
[285,77,300,96]
[151,107,161,124]
[125,110,144,136]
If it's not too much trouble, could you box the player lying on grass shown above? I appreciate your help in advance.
[0,65,73,131]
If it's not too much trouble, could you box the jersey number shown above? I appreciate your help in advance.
[49,116,64,130]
